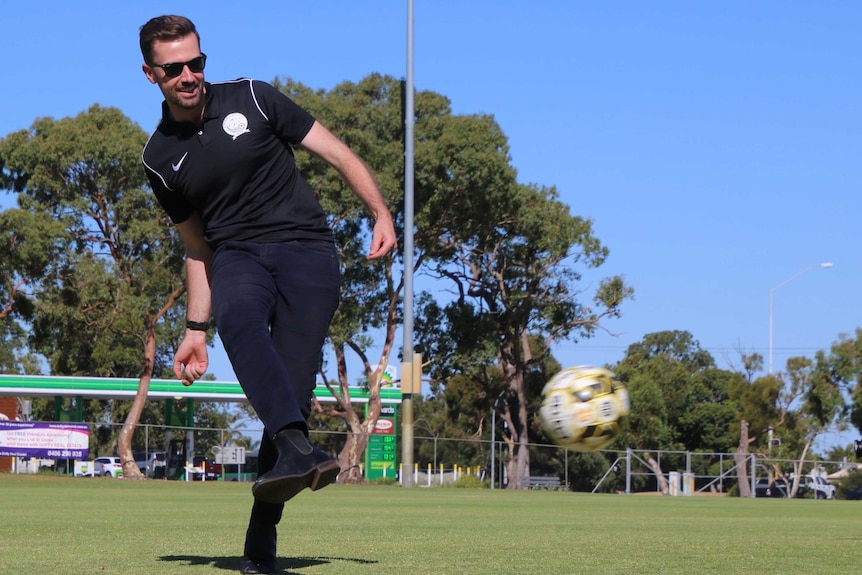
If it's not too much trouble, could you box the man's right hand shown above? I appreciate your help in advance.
[174,331,209,386]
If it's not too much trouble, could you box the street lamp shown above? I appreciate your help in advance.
[768,262,833,374]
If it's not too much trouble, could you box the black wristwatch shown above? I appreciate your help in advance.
[186,320,210,331]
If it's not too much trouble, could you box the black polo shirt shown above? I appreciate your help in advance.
[142,78,333,249]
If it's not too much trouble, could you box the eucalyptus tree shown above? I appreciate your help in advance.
[613,331,739,492]
[829,329,862,434]
[414,151,632,487]
[274,74,407,481]
[0,208,65,372]
[270,73,630,485]
[0,105,190,477]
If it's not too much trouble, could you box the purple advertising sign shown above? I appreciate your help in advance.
[0,421,89,459]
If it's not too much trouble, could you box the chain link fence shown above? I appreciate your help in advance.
[8,420,856,496]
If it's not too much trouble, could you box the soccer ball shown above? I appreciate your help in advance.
[539,365,630,452]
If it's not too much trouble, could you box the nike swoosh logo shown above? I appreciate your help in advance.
[172,152,189,172]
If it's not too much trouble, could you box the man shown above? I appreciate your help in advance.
[139,15,397,575]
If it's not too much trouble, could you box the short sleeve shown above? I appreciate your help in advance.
[249,80,316,145]
[145,169,194,225]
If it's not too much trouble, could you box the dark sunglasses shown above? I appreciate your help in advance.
[152,53,207,78]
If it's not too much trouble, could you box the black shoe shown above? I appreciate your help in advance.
[242,521,277,574]
[251,428,340,503]
[240,556,277,574]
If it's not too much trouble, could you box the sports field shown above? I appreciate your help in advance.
[0,474,857,575]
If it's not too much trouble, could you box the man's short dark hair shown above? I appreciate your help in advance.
[139,15,200,65]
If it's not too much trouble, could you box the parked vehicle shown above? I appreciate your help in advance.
[754,477,789,498]
[94,456,124,478]
[803,475,836,500]
[192,455,221,481]
[754,474,835,499]
[133,451,166,478]
[845,485,862,500]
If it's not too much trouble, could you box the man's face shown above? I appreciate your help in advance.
[142,34,205,121]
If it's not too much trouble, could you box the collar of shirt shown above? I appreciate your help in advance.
[159,82,222,129]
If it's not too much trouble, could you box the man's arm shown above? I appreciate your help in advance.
[174,213,213,385]
[300,121,397,259]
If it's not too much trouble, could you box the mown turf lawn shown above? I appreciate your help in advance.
[0,474,859,574]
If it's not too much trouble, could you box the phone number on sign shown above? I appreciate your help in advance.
[46,450,85,458]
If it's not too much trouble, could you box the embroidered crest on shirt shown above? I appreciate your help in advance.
[223,113,251,140]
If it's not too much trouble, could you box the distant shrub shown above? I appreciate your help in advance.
[450,474,489,489]
[370,477,399,486]
[837,469,862,499]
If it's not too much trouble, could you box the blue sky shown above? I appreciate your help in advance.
[2,2,860,443]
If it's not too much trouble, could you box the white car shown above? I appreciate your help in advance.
[805,475,836,500]
[94,457,124,478]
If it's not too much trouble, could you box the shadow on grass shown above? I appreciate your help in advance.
[159,554,378,573]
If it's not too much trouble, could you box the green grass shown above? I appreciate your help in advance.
[0,474,859,575]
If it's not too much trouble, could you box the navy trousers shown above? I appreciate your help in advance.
[210,240,341,436]
[248,431,283,525]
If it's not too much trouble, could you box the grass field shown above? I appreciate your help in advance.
[0,474,859,575]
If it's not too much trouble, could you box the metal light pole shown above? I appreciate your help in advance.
[400,0,416,487]
[768,262,833,374]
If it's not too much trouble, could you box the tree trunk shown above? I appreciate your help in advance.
[338,422,372,484]
[500,366,530,489]
[789,435,814,499]
[117,286,184,480]
[644,452,669,495]
[498,330,533,489]
[328,344,386,484]
[510,382,531,489]
[118,318,156,480]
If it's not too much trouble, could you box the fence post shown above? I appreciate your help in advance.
[564,448,568,489]
[625,448,632,494]
[749,453,756,498]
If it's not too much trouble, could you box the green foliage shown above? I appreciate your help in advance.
[308,403,354,456]
[836,469,862,499]
[0,105,189,377]
[729,347,851,457]
[268,74,633,482]
[413,390,488,470]
[3,78,859,483]
[622,330,716,371]
[614,331,738,452]
[369,476,399,486]
[413,166,633,480]
[562,450,620,493]
[276,75,401,353]
[728,372,782,444]
[611,327,861,467]
[0,208,68,372]
[193,401,242,452]
[449,474,489,488]
[825,330,862,432]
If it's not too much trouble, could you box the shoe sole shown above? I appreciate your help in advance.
[240,558,277,575]
[310,459,341,491]
[252,460,341,503]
